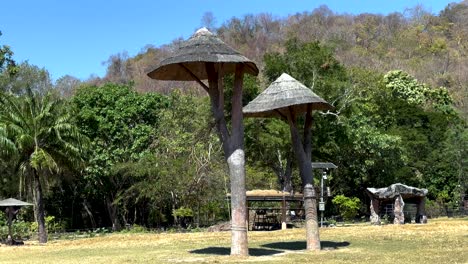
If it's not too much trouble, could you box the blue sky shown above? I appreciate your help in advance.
[1,0,458,81]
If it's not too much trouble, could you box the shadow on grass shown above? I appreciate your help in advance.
[190,247,284,256]
[262,240,350,251]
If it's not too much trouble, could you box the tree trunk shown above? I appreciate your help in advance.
[106,198,120,231]
[33,169,47,243]
[283,154,293,193]
[206,63,248,256]
[82,200,97,228]
[287,108,320,251]
[276,149,293,193]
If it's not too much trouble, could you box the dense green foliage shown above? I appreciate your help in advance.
[332,195,361,220]
[70,83,170,229]
[0,2,467,237]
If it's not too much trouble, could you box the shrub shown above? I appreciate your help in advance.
[172,207,193,228]
[332,195,361,221]
[0,214,32,240]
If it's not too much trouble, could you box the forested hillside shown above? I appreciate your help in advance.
[99,2,467,118]
[1,2,466,234]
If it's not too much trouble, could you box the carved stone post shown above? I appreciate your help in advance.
[393,195,405,225]
[369,198,380,225]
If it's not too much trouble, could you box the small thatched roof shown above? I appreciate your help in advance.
[246,189,301,197]
[0,198,33,207]
[243,73,333,119]
[147,28,258,81]
[227,189,303,202]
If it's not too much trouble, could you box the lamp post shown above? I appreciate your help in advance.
[319,170,327,227]
[311,162,337,228]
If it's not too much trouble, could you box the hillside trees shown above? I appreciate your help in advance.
[260,37,465,210]
[0,62,52,95]
[0,31,17,76]
[54,75,82,98]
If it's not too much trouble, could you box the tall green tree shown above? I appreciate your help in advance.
[72,83,169,230]
[382,70,464,204]
[0,90,88,243]
[114,91,227,227]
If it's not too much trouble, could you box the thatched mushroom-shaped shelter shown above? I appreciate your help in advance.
[0,198,32,245]
[147,28,258,256]
[244,73,333,251]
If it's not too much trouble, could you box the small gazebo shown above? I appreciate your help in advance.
[366,183,428,225]
[0,198,32,245]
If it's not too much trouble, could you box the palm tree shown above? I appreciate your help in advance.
[0,89,88,243]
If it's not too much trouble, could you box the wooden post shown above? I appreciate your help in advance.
[228,64,248,256]
[287,108,320,251]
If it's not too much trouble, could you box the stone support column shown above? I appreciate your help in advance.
[370,198,380,225]
[393,195,405,225]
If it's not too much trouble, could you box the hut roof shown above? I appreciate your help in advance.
[0,198,33,207]
[366,183,428,200]
[227,189,303,202]
[147,27,258,81]
[243,73,333,119]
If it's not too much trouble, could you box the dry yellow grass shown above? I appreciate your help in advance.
[0,217,466,264]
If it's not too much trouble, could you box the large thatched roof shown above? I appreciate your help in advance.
[0,198,33,207]
[147,28,258,81]
[243,73,333,119]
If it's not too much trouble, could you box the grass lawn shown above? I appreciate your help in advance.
[0,217,467,264]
